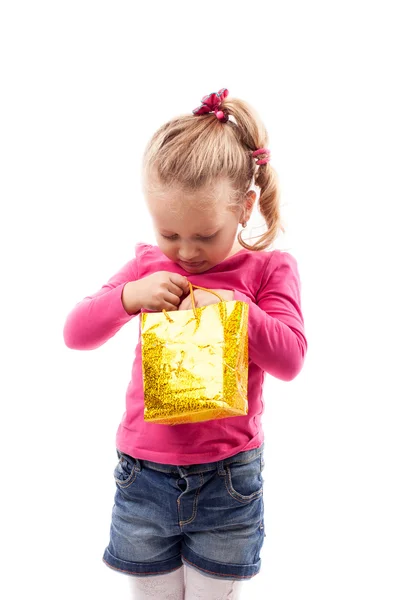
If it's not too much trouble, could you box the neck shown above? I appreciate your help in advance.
[228,241,244,257]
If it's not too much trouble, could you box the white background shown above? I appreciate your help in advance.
[1,1,399,598]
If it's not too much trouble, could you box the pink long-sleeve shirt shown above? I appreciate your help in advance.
[63,242,307,465]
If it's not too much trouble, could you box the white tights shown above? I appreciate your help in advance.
[127,564,244,599]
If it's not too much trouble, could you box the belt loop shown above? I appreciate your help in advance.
[217,460,226,476]
[134,458,142,472]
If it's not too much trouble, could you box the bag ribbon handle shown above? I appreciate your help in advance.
[162,281,224,323]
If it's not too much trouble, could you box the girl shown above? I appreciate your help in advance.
[63,88,308,599]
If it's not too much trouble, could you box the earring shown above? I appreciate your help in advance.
[242,221,247,228]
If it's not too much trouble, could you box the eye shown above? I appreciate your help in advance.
[199,234,217,241]
[160,233,218,241]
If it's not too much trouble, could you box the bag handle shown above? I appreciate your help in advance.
[162,281,224,322]
[188,281,224,305]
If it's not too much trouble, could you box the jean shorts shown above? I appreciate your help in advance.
[102,442,265,581]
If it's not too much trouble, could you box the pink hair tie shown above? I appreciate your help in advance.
[252,147,271,165]
[192,88,230,123]
[192,89,271,164]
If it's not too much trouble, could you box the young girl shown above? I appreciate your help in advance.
[63,88,307,599]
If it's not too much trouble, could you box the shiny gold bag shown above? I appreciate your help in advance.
[141,282,249,425]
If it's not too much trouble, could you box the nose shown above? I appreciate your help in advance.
[177,243,201,262]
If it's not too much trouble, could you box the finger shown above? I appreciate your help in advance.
[164,303,178,311]
[168,281,186,298]
[180,290,200,310]
[164,291,181,307]
[178,299,189,311]
[169,273,189,292]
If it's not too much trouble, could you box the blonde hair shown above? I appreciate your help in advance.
[141,94,284,251]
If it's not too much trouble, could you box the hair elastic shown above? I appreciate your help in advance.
[192,88,271,164]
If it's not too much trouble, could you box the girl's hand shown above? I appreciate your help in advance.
[123,271,190,313]
[178,288,234,311]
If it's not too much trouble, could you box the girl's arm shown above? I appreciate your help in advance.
[234,251,308,381]
[63,257,140,351]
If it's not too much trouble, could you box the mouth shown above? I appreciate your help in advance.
[179,260,205,268]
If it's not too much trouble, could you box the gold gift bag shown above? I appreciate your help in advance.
[141,282,249,425]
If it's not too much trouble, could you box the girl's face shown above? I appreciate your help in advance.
[145,178,255,273]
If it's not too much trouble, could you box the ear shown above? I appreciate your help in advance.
[241,190,256,220]
[245,190,257,210]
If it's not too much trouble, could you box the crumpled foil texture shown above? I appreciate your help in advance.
[141,300,249,425]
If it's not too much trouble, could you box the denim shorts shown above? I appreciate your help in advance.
[102,442,265,581]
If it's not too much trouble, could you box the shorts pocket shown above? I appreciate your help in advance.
[114,450,140,489]
[224,454,264,504]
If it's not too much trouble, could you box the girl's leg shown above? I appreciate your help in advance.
[127,565,184,599]
[184,565,244,599]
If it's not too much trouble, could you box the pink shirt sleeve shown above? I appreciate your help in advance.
[233,251,307,381]
[63,257,139,350]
